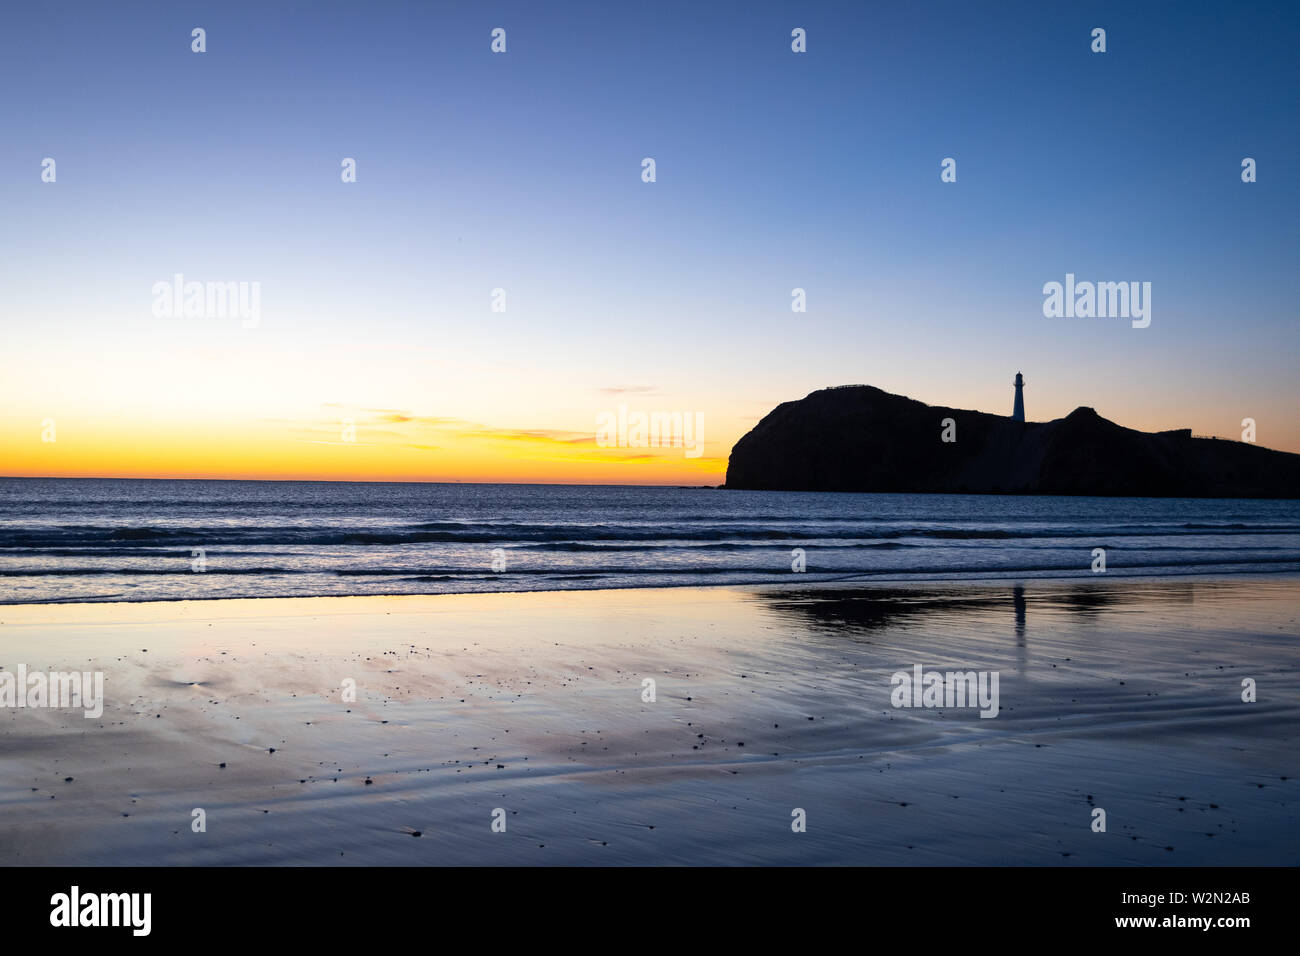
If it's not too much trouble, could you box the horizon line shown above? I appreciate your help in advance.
[0,475,723,487]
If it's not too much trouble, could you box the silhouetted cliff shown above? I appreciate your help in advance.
[724,385,1300,498]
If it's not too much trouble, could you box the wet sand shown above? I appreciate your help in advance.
[1,577,1297,865]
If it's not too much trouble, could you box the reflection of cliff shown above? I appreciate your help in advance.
[754,580,1198,637]
[724,385,1300,498]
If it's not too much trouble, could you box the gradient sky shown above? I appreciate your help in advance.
[2,0,1297,483]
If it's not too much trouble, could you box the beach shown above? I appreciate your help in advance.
[2,576,1296,866]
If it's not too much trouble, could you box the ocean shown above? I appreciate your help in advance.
[2,477,1299,604]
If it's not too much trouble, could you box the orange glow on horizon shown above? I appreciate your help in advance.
[3,391,1296,484]
[0,418,733,485]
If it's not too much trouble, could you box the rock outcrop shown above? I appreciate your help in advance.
[723,385,1300,497]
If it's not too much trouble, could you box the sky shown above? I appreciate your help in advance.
[2,0,1297,483]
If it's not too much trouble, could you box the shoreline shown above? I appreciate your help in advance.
[5,566,1300,610]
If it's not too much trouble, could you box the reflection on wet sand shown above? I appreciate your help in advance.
[1,578,1294,865]
[752,577,1202,637]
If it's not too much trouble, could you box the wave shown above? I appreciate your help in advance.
[5,553,1299,580]
[3,522,1298,550]
[5,561,1300,606]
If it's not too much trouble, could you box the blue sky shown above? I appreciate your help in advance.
[2,0,1298,479]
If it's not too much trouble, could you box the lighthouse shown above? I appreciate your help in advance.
[1012,372,1025,422]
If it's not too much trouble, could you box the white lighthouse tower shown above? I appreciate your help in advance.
[1012,372,1025,422]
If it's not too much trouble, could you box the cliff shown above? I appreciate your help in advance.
[723,385,1300,497]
